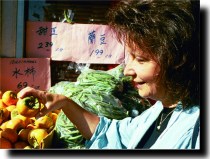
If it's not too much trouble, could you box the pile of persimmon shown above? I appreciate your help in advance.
[0,90,60,149]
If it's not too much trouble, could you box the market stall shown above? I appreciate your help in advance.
[0,1,151,149]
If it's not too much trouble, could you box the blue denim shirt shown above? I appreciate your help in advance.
[85,101,200,149]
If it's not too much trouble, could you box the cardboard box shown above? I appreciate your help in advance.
[40,129,55,149]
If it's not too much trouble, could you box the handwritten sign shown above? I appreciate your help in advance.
[0,58,51,93]
[26,22,125,64]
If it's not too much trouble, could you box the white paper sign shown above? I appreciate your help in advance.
[0,58,51,93]
[26,22,125,64]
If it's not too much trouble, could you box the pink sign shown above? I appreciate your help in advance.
[26,22,125,64]
[0,58,51,93]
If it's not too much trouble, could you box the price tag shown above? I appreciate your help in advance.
[0,58,51,93]
[26,22,125,64]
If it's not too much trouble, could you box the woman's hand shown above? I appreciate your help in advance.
[17,87,69,119]
[18,87,100,139]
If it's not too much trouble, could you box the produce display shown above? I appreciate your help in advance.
[0,64,151,149]
[49,64,151,149]
[0,90,60,149]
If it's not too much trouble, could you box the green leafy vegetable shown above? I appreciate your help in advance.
[49,64,151,149]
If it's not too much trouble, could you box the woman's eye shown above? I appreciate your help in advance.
[135,57,145,62]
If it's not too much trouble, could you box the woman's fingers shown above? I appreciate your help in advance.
[17,87,47,104]
[35,104,49,119]
[17,87,67,119]
[17,87,38,99]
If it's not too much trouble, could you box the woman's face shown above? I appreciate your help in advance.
[124,46,164,101]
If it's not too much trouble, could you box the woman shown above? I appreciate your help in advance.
[18,0,200,149]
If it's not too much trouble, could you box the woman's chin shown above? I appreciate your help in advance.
[138,91,147,98]
[137,90,152,99]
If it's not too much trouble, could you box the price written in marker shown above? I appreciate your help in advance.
[0,58,51,93]
[26,22,125,64]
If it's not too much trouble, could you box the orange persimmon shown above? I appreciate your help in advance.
[6,105,16,113]
[1,128,18,143]
[13,141,29,149]
[34,115,54,129]
[0,99,7,108]
[18,128,31,141]
[0,137,12,149]
[28,128,48,148]
[6,118,24,132]
[0,108,10,125]
[2,90,18,106]
[14,114,32,128]
[16,96,41,117]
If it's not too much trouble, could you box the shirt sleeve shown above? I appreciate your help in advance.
[85,115,142,149]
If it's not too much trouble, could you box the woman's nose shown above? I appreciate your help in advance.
[123,62,135,76]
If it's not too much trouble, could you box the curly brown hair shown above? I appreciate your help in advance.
[107,0,200,107]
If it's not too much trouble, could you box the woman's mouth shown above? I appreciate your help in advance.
[134,81,146,89]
